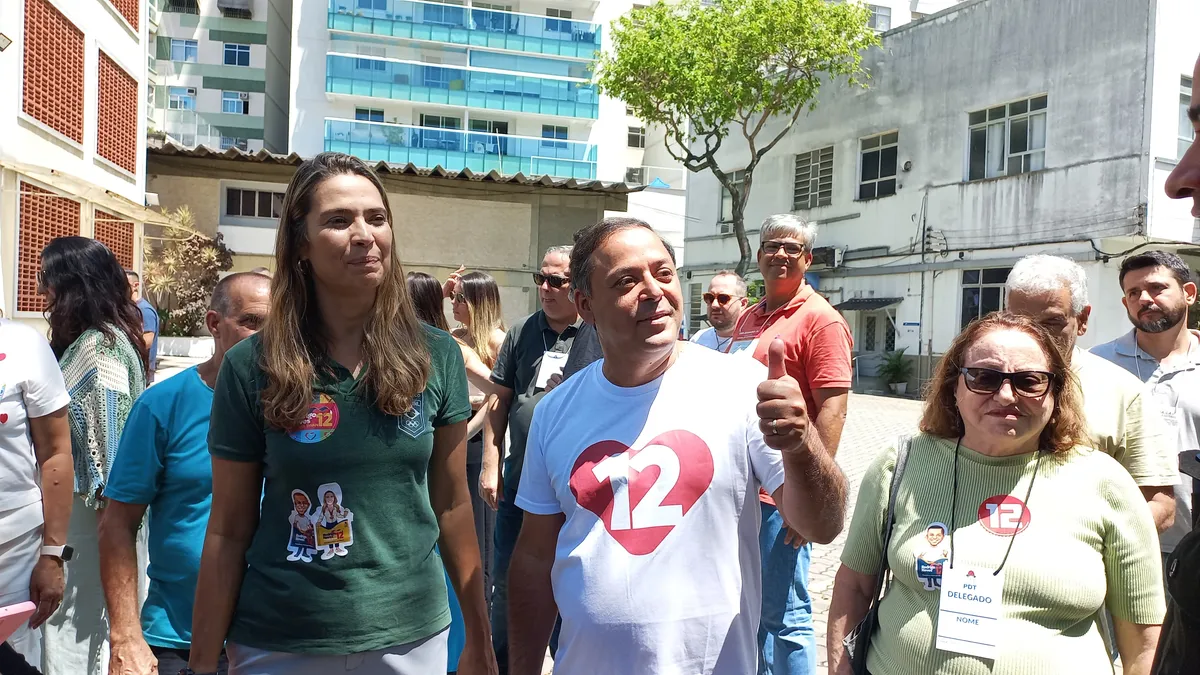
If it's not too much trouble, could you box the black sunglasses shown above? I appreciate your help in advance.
[960,367,1054,398]
[703,292,741,306]
[533,272,569,289]
[453,292,466,303]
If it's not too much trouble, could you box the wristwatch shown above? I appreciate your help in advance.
[40,545,74,562]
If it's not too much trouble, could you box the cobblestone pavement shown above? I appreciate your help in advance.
[811,392,924,673]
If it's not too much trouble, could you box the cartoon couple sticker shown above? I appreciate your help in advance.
[287,482,354,563]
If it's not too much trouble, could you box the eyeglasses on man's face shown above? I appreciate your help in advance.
[761,240,806,257]
[533,272,569,289]
[959,367,1054,398]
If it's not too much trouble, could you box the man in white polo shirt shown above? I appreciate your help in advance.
[505,217,847,675]
[1092,250,1200,559]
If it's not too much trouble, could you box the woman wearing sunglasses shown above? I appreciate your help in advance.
[828,312,1164,675]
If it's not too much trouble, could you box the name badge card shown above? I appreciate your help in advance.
[535,351,569,389]
[936,565,1004,660]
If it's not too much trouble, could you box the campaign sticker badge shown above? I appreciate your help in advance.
[978,496,1031,536]
[290,393,339,443]
[915,521,951,591]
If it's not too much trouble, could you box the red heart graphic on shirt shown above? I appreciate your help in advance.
[569,430,715,555]
[0,414,7,424]
[0,353,6,361]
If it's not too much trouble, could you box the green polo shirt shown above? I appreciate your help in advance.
[490,311,580,498]
[208,325,471,654]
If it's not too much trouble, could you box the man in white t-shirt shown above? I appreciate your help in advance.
[690,270,750,353]
[507,217,848,675]
[0,319,73,666]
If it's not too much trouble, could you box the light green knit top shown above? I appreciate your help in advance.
[841,434,1165,675]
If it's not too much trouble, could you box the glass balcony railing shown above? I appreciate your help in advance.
[328,0,601,60]
[325,54,599,119]
[324,117,597,179]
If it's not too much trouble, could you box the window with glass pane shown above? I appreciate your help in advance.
[168,87,195,110]
[226,188,283,217]
[688,283,705,335]
[224,44,251,67]
[719,169,746,233]
[884,320,896,351]
[863,315,877,351]
[541,125,568,149]
[794,146,834,209]
[424,1,466,26]
[357,0,386,10]
[170,39,198,62]
[628,126,646,148]
[967,95,1046,180]
[625,167,646,184]
[859,132,898,200]
[1181,76,1194,160]
[355,108,384,122]
[960,267,1011,329]
[222,91,249,115]
[868,5,891,31]
[220,137,249,151]
[546,8,573,33]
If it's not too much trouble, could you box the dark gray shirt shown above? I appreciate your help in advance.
[562,322,603,381]
[490,311,580,496]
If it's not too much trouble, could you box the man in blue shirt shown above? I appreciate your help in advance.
[126,270,160,381]
[98,272,270,675]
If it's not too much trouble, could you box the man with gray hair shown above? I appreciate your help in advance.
[1006,254,1177,531]
[98,272,270,675]
[483,244,581,673]
[691,270,750,352]
[727,214,853,675]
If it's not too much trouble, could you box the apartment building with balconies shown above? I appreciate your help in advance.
[290,0,689,259]
[149,0,292,152]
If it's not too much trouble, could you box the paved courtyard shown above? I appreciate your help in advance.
[811,392,924,673]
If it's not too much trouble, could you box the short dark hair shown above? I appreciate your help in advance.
[125,270,140,282]
[210,272,270,316]
[927,524,945,534]
[569,217,676,297]
[1118,250,1194,290]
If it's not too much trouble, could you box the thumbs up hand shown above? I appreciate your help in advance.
[756,337,810,452]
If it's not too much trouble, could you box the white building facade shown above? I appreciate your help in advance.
[0,0,154,324]
[288,0,687,260]
[149,0,293,152]
[681,0,1198,383]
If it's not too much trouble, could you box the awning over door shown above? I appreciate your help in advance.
[833,297,903,312]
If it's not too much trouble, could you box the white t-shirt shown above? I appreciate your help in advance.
[516,343,784,675]
[0,320,71,534]
[689,327,751,354]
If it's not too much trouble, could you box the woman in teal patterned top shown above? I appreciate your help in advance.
[38,236,148,675]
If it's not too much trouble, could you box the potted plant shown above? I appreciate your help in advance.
[879,348,913,395]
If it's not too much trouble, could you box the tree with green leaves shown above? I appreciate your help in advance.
[597,0,878,276]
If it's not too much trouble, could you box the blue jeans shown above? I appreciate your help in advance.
[758,502,816,675]
[492,491,560,674]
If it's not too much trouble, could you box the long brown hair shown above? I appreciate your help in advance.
[406,271,450,332]
[919,312,1088,454]
[260,152,430,429]
[41,236,150,378]
[457,271,505,367]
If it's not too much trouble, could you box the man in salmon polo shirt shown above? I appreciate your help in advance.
[727,213,853,675]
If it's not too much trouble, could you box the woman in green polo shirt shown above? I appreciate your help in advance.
[186,153,496,675]
[827,313,1164,675]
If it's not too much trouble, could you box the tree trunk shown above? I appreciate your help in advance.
[731,172,753,277]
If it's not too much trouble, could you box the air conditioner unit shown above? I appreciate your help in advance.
[810,246,844,269]
[238,92,250,101]
[186,87,197,96]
